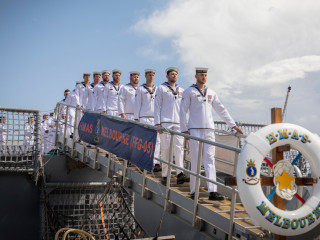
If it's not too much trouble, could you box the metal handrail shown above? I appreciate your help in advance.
[55,103,245,238]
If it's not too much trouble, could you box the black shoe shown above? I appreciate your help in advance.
[153,164,162,172]
[177,172,190,184]
[190,193,195,200]
[161,177,167,185]
[209,192,224,201]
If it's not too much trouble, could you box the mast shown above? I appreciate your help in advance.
[282,86,291,121]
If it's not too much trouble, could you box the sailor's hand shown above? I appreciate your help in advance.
[182,131,190,140]
[120,114,127,119]
[233,126,244,135]
[155,124,163,134]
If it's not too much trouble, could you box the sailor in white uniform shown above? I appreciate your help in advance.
[95,70,110,111]
[0,116,8,154]
[56,89,70,118]
[85,72,101,111]
[96,69,123,116]
[180,67,243,200]
[118,71,140,120]
[134,69,161,171]
[41,114,50,154]
[65,83,81,138]
[155,67,189,184]
[75,72,91,108]
[24,116,35,152]
[47,112,56,152]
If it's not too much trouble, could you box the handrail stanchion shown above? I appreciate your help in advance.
[141,169,147,198]
[34,110,42,183]
[122,159,128,187]
[54,103,60,147]
[71,106,78,157]
[192,141,204,227]
[228,151,239,240]
[164,133,174,211]
[63,106,69,151]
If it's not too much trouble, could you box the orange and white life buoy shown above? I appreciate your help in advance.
[237,123,320,236]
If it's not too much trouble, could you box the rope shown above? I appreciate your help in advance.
[45,182,149,240]
[55,228,96,240]
[273,160,297,200]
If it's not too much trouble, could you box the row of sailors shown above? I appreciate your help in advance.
[57,67,243,200]
[0,113,65,155]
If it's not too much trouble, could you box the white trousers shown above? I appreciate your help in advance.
[189,129,217,194]
[66,109,75,138]
[107,110,119,116]
[125,113,134,120]
[139,117,160,165]
[160,123,184,177]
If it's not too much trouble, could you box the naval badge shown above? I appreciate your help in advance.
[94,119,101,143]
[244,159,259,185]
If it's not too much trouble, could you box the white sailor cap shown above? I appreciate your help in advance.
[101,70,111,75]
[166,67,178,74]
[112,69,122,75]
[93,71,102,76]
[83,72,91,76]
[130,71,140,76]
[195,67,208,73]
[145,69,156,74]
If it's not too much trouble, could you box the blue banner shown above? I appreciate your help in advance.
[78,112,157,171]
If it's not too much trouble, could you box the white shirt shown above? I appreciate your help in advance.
[0,123,7,144]
[24,122,34,144]
[75,82,88,107]
[41,120,50,138]
[134,84,157,120]
[97,82,122,112]
[56,98,67,116]
[65,90,79,111]
[85,83,99,110]
[154,82,183,125]
[180,84,236,133]
[95,81,107,110]
[118,83,137,115]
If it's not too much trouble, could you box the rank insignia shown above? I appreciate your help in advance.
[208,95,213,101]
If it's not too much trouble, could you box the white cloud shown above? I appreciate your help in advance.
[133,0,320,133]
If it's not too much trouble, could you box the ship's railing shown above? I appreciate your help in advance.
[0,107,41,174]
[55,103,249,239]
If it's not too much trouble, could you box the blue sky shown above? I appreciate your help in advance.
[1,0,320,133]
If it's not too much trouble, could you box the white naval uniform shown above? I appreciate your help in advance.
[180,84,236,194]
[47,116,56,152]
[85,83,100,111]
[97,81,122,116]
[95,81,107,111]
[24,122,34,149]
[0,123,8,154]
[154,82,184,177]
[75,82,88,108]
[41,120,50,154]
[65,89,79,138]
[134,84,160,164]
[56,99,67,118]
[118,83,137,120]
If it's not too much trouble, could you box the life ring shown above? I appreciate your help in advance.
[237,123,320,236]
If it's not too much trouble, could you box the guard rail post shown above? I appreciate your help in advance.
[192,141,203,227]
[164,133,174,212]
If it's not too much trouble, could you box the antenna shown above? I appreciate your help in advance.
[282,86,291,121]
